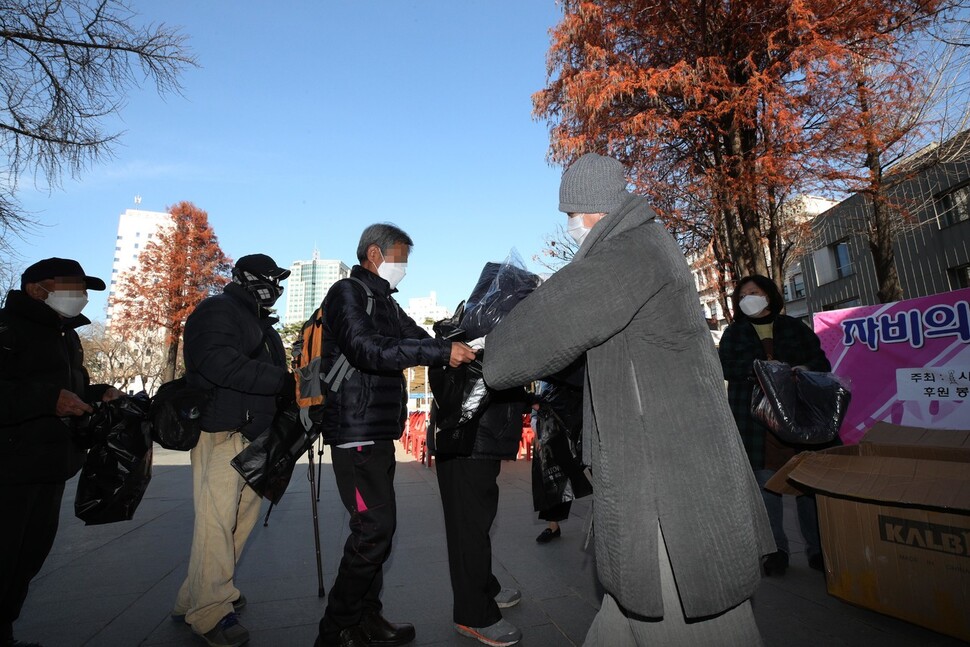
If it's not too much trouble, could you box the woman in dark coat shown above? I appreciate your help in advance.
[431,384,529,647]
[718,274,832,576]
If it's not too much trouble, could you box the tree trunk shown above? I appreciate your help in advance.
[163,336,179,383]
[870,198,904,303]
[856,64,903,304]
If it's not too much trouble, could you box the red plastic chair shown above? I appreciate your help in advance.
[519,414,535,461]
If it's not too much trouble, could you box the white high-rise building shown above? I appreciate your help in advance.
[404,292,452,335]
[106,208,172,326]
[284,251,351,326]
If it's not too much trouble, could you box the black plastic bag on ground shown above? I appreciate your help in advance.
[75,394,153,525]
[751,359,851,445]
[231,405,318,504]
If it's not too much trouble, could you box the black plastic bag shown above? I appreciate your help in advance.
[428,399,477,457]
[429,356,490,433]
[75,394,153,525]
[751,359,851,445]
[231,405,318,504]
[531,406,592,513]
[149,377,212,451]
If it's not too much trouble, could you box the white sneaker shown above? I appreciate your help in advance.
[494,588,521,609]
[455,618,522,646]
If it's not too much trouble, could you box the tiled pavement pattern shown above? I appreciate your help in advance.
[15,444,965,646]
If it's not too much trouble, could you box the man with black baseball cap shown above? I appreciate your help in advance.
[1,257,121,647]
[172,253,291,647]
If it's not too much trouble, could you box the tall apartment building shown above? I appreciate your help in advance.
[105,207,172,326]
[284,251,351,326]
[404,291,452,335]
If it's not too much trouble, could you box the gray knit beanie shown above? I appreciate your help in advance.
[558,153,629,214]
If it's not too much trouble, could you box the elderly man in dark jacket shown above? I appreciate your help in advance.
[172,254,290,647]
[483,154,773,646]
[0,258,120,647]
[314,223,476,647]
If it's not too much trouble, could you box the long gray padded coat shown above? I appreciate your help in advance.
[483,194,773,619]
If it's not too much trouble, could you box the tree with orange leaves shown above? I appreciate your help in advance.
[534,0,949,302]
[111,201,231,383]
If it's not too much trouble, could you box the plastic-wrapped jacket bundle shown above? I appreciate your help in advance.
[460,258,541,340]
[751,359,851,445]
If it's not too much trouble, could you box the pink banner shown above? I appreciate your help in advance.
[813,288,970,444]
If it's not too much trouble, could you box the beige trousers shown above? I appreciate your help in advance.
[173,430,262,634]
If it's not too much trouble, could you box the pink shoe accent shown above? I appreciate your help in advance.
[355,487,368,512]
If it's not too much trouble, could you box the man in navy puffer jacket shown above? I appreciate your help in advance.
[173,253,290,647]
[314,224,476,647]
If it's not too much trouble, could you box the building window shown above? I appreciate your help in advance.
[792,273,806,299]
[823,296,861,311]
[936,182,970,228]
[812,240,854,285]
[133,243,139,249]
[949,263,970,290]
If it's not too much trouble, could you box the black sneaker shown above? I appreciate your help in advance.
[202,612,249,647]
[808,553,825,572]
[172,595,246,623]
[359,611,415,646]
[762,550,789,577]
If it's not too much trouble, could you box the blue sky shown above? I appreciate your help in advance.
[9,1,568,319]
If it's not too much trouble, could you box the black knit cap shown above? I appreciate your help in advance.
[558,153,630,214]
[21,257,106,291]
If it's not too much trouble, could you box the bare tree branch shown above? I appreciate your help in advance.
[0,0,196,238]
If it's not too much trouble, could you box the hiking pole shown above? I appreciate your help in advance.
[315,434,325,502]
[263,502,275,527]
[306,446,326,598]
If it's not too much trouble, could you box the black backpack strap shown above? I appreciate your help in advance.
[323,277,375,393]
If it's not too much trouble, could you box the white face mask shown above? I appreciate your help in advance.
[42,287,88,318]
[567,215,590,246]
[739,294,769,317]
[377,250,407,289]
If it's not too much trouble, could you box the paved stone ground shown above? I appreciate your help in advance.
[13,443,965,646]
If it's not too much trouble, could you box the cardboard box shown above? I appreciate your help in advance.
[766,423,970,642]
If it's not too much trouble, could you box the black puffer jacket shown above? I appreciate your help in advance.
[464,388,530,460]
[0,290,110,484]
[184,282,287,441]
[320,266,452,444]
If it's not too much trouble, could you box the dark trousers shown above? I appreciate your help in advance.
[320,441,397,638]
[436,456,502,628]
[539,501,572,523]
[0,482,65,641]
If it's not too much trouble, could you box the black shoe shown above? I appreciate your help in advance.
[10,641,45,647]
[808,554,825,572]
[314,625,369,647]
[171,595,246,623]
[762,550,789,577]
[359,611,416,646]
[535,527,561,543]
